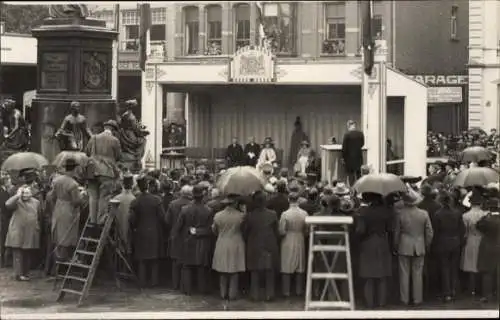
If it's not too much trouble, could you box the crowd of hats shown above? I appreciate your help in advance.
[426,129,499,159]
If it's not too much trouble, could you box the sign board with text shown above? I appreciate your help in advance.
[427,86,462,104]
[408,75,468,86]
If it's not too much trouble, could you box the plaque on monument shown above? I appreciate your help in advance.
[40,52,69,91]
[81,52,109,92]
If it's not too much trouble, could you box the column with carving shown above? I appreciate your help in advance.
[345,0,360,56]
[174,5,184,56]
[198,4,206,55]
[249,3,257,46]
[221,3,232,54]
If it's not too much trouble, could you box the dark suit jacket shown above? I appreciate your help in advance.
[226,143,245,168]
[341,130,365,172]
[433,207,465,253]
[165,196,192,260]
[86,130,122,178]
[243,143,261,166]
[417,197,442,227]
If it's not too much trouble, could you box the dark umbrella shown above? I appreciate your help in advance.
[453,167,499,188]
[400,176,422,184]
[468,128,486,136]
[216,166,266,196]
[52,151,89,169]
[459,146,492,163]
[353,173,407,196]
[1,152,49,172]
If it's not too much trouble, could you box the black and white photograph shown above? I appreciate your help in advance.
[0,1,498,319]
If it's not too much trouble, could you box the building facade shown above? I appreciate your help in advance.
[468,0,500,132]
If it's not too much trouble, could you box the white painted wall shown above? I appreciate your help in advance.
[0,35,37,65]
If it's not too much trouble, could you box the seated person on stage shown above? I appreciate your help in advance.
[257,137,278,170]
[294,140,312,175]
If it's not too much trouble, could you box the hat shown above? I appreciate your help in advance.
[260,163,274,175]
[125,99,138,106]
[19,168,36,177]
[70,101,80,108]
[332,182,350,196]
[103,119,119,130]
[263,137,274,145]
[301,140,310,146]
[402,189,421,206]
[420,183,435,197]
[192,185,205,197]
[63,158,79,170]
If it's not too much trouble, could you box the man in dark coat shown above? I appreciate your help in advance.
[174,185,214,295]
[244,137,261,167]
[242,190,280,301]
[341,120,365,187]
[266,181,289,221]
[225,137,244,168]
[0,175,13,267]
[417,183,442,299]
[165,185,192,289]
[129,176,165,287]
[299,188,320,215]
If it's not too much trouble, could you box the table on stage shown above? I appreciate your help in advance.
[320,144,367,185]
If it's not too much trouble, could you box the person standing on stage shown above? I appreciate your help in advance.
[85,120,121,225]
[341,120,365,186]
[47,158,86,263]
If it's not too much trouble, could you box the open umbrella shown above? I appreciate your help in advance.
[52,151,89,168]
[459,146,493,163]
[216,166,266,196]
[353,173,407,196]
[1,152,49,172]
[468,128,486,137]
[452,167,499,188]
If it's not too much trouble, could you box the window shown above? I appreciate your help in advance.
[234,4,250,51]
[122,10,138,25]
[150,25,166,41]
[205,5,222,55]
[451,5,458,40]
[152,8,166,24]
[373,15,383,39]
[124,25,139,51]
[259,3,297,55]
[322,2,345,55]
[184,6,199,55]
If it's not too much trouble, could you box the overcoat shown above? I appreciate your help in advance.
[279,204,308,274]
[174,202,214,267]
[5,196,41,249]
[165,196,191,260]
[241,207,280,271]
[47,174,84,247]
[475,213,500,273]
[432,207,465,254]
[129,192,165,260]
[211,206,246,273]
[461,207,488,273]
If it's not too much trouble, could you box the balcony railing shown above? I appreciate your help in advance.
[120,40,167,59]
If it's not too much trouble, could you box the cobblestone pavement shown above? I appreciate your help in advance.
[0,269,498,315]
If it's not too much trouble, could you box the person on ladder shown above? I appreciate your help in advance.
[85,120,122,226]
[47,158,86,266]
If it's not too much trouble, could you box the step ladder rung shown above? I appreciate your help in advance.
[76,250,96,256]
[307,301,352,309]
[81,237,99,243]
[313,231,346,236]
[56,261,91,269]
[61,288,83,296]
[312,245,347,252]
[310,273,349,280]
[64,275,87,282]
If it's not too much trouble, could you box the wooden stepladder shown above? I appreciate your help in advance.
[304,215,355,311]
[55,199,137,306]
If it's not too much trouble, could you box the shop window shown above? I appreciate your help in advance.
[234,3,250,51]
[259,2,297,55]
[450,5,458,40]
[184,6,199,55]
[322,2,345,56]
[205,5,222,55]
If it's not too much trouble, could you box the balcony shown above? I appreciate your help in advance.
[120,40,167,60]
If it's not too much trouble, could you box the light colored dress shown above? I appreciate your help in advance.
[295,147,311,174]
[257,147,277,169]
[279,204,308,274]
[461,207,487,273]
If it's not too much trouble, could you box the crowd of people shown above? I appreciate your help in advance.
[0,118,498,310]
[426,129,499,159]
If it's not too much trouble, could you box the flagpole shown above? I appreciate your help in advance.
[113,4,120,105]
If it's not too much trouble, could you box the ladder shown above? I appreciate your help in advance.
[55,199,137,306]
[304,215,355,311]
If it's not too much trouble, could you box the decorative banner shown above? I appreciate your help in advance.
[229,45,275,83]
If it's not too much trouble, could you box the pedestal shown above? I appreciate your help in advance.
[320,144,367,185]
[30,18,118,162]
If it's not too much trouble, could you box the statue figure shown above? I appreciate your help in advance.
[117,99,150,172]
[55,101,92,152]
[49,4,89,19]
[0,99,30,152]
[288,116,309,170]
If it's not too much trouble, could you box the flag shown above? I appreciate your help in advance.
[361,0,375,76]
[138,3,151,72]
[256,2,266,47]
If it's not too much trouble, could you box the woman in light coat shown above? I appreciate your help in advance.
[461,189,488,296]
[5,186,41,281]
[212,195,246,300]
[279,192,308,297]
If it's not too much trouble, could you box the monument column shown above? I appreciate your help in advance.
[31,17,118,162]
